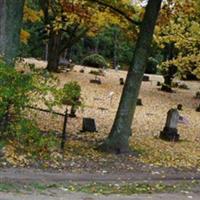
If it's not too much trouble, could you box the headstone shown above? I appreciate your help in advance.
[157,81,161,86]
[82,118,97,132]
[178,83,189,90]
[119,78,124,85]
[196,104,200,112]
[137,98,143,106]
[143,75,150,81]
[108,91,114,105]
[160,108,180,141]
[90,76,101,84]
[80,69,84,73]
[195,91,200,99]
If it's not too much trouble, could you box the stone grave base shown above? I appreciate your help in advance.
[160,127,180,142]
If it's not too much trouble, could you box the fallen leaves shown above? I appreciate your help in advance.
[2,63,200,171]
[131,135,200,169]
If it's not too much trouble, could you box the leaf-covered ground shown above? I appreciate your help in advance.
[1,58,200,172]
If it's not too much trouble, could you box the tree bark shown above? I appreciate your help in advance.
[46,31,62,72]
[0,0,25,65]
[161,43,177,92]
[100,0,163,153]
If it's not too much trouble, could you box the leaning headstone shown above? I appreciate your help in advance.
[82,118,97,132]
[143,75,150,81]
[119,78,124,85]
[160,108,180,141]
[137,98,143,106]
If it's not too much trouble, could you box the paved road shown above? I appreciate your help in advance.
[1,168,200,184]
[0,191,199,200]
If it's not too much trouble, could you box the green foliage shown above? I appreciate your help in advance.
[155,0,200,80]
[60,81,82,106]
[82,54,108,69]
[0,60,58,153]
[0,60,34,124]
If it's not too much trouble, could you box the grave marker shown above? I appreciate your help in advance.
[82,118,97,132]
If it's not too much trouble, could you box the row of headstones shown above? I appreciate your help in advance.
[81,105,185,143]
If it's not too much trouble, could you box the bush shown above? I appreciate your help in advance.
[82,54,108,69]
[0,59,58,145]
[61,81,82,106]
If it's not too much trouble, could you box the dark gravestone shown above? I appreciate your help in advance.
[82,118,97,132]
[143,75,150,81]
[80,69,85,73]
[90,76,101,84]
[119,78,124,85]
[137,98,143,106]
[196,104,200,112]
[157,81,161,86]
[195,91,200,99]
[160,108,180,142]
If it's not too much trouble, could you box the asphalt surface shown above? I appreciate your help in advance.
[0,191,199,200]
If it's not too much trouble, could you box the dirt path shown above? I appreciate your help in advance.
[1,168,200,184]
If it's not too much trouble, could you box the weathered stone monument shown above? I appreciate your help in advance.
[82,118,97,132]
[160,108,180,141]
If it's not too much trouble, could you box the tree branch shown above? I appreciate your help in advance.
[88,0,141,26]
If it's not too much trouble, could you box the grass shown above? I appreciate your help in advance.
[0,183,20,192]
[64,181,198,195]
[0,181,198,195]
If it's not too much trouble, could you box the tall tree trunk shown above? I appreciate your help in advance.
[161,43,177,92]
[0,0,25,65]
[100,0,163,153]
[65,46,72,61]
[0,0,6,56]
[47,31,61,72]
[112,29,118,69]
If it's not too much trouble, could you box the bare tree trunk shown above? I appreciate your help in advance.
[0,0,6,56]
[0,0,25,65]
[100,0,163,153]
[46,31,61,72]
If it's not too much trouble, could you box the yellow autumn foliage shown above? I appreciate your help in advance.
[20,29,30,44]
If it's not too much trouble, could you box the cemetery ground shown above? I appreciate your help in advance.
[0,59,200,198]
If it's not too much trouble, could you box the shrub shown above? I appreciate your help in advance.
[61,81,82,107]
[0,59,58,148]
[82,54,108,69]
